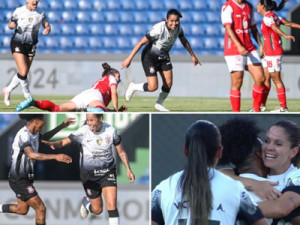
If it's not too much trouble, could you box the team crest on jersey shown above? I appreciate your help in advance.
[27,185,35,194]
[149,66,155,74]
[96,138,103,145]
[32,140,37,148]
[28,17,33,22]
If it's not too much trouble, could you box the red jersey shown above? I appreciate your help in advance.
[261,11,283,56]
[221,0,257,56]
[91,75,117,106]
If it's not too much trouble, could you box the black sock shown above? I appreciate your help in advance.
[108,209,119,217]
[36,223,45,225]
[143,83,149,92]
[2,204,11,213]
[88,204,94,213]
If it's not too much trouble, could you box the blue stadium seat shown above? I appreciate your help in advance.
[218,24,225,35]
[45,36,59,49]
[135,0,149,9]
[89,37,102,48]
[181,24,190,35]
[91,12,105,22]
[77,11,91,23]
[194,0,207,9]
[0,1,6,9]
[190,24,205,35]
[74,37,88,49]
[7,0,20,9]
[37,37,46,48]
[107,0,121,9]
[190,37,204,48]
[218,37,224,49]
[134,12,148,23]
[204,37,219,49]
[104,24,118,35]
[93,0,106,11]
[76,24,89,35]
[119,24,133,35]
[38,0,48,9]
[208,0,222,10]
[105,11,119,22]
[64,0,77,10]
[150,0,164,9]
[60,36,73,49]
[1,35,11,47]
[47,11,62,23]
[49,23,61,35]
[165,0,177,9]
[181,12,193,23]
[48,0,63,9]
[148,12,164,23]
[5,10,12,21]
[62,11,76,22]
[117,37,131,48]
[103,37,117,48]
[90,24,104,35]
[205,24,219,36]
[131,36,140,46]
[179,0,193,10]
[133,24,146,35]
[61,24,76,35]
[120,12,134,23]
[206,11,220,22]
[78,0,92,9]
[192,12,206,22]
[3,22,11,34]
[122,0,135,9]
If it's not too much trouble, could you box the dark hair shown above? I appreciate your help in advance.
[166,9,182,19]
[218,117,260,167]
[179,120,221,225]
[102,63,119,77]
[260,0,288,11]
[84,114,103,125]
[19,114,44,121]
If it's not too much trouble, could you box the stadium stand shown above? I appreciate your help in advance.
[0,0,299,55]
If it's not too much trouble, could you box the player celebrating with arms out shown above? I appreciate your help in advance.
[122,9,201,112]
[42,114,135,225]
[221,0,266,112]
[3,0,51,106]
[257,0,300,112]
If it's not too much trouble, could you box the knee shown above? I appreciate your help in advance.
[92,207,103,215]
[165,81,172,89]
[18,207,29,215]
[36,204,46,216]
[147,83,158,92]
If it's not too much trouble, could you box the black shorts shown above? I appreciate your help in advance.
[141,48,173,77]
[83,169,117,199]
[10,39,37,57]
[9,177,38,202]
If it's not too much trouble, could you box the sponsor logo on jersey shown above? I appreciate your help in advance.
[105,136,111,145]
[27,185,35,194]
[149,66,155,74]
[28,17,33,22]
[96,138,102,145]
[174,200,189,209]
[15,47,20,52]
[216,204,225,212]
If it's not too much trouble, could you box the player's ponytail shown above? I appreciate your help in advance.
[261,0,288,11]
[102,62,119,77]
[19,114,44,121]
[179,120,221,225]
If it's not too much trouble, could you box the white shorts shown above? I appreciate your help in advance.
[71,88,103,110]
[225,51,262,72]
[262,55,282,72]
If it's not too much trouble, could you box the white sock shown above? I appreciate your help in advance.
[109,217,120,225]
[6,74,20,93]
[0,204,3,213]
[134,83,146,92]
[156,90,169,104]
[19,78,32,99]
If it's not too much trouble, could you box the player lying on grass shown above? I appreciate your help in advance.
[15,63,127,112]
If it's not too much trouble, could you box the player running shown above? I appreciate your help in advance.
[3,0,51,106]
[15,63,127,112]
[42,114,135,225]
[221,0,266,112]
[152,120,269,225]
[122,9,201,112]
[257,0,300,112]
[0,114,74,225]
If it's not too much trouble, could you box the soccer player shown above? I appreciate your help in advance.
[42,114,135,225]
[2,0,51,106]
[257,0,300,112]
[0,114,74,225]
[221,0,266,112]
[152,120,268,225]
[122,9,201,112]
[15,63,127,112]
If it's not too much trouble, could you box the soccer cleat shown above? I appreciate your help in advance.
[155,103,169,112]
[125,82,136,102]
[16,97,35,112]
[247,108,260,112]
[80,197,90,218]
[260,105,267,112]
[270,107,288,112]
[86,107,104,112]
[3,87,11,106]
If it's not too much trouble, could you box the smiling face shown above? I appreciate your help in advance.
[166,14,180,31]
[86,114,103,132]
[26,0,39,10]
[262,126,299,175]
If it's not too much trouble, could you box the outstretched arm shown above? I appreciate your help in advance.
[116,144,135,183]
[122,36,149,69]
[179,36,201,66]
[271,24,295,42]
[41,118,76,141]
[24,146,72,163]
[42,137,73,150]
[281,18,300,30]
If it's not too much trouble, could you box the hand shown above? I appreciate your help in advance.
[62,118,76,128]
[41,140,56,150]
[121,58,131,69]
[9,21,17,29]
[252,180,281,200]
[127,170,135,183]
[42,27,50,35]
[259,45,265,58]
[285,35,295,42]
[118,105,128,112]
[237,45,248,56]
[192,56,202,66]
[56,154,72,164]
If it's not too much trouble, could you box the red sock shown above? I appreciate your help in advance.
[277,87,287,108]
[35,100,61,112]
[230,90,241,112]
[261,85,271,106]
[252,84,265,112]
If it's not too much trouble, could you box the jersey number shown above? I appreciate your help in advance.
[178,219,220,225]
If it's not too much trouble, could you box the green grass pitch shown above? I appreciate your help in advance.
[1,94,300,112]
